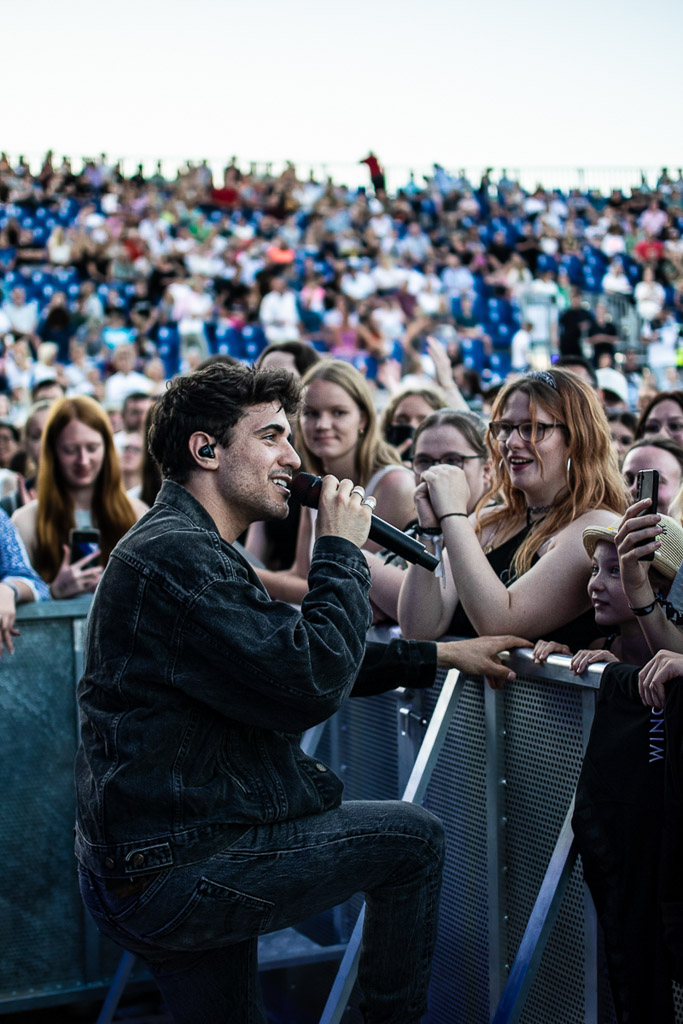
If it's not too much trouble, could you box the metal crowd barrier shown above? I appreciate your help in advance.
[0,602,628,1022]
[313,634,615,1024]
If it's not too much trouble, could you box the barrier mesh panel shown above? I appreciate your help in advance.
[503,675,589,1023]
[0,617,82,993]
[422,678,490,1024]
[0,611,145,1010]
[316,691,401,803]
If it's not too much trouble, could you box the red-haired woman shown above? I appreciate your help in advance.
[12,396,147,599]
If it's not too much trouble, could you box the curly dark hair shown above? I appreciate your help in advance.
[148,363,301,483]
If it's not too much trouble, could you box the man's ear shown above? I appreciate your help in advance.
[189,433,218,468]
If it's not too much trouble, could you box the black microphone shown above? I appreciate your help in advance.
[291,473,440,573]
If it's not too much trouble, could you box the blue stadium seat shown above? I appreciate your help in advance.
[212,325,244,358]
[489,351,512,378]
[536,254,558,274]
[241,324,267,361]
[155,325,180,377]
[459,337,486,374]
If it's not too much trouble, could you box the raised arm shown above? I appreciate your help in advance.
[440,510,614,638]
[397,473,459,639]
[413,461,616,638]
[614,499,683,656]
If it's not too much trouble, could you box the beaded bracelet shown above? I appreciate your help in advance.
[417,526,443,537]
[438,512,469,523]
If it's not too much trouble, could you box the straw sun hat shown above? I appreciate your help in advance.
[582,515,683,581]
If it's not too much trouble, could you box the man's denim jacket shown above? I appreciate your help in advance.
[75,480,373,879]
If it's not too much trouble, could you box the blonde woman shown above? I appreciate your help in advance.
[257,360,415,603]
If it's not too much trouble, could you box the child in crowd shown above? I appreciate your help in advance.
[532,516,683,671]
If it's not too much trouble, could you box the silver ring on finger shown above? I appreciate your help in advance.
[361,495,377,510]
[350,486,365,499]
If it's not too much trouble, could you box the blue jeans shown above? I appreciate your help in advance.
[78,800,444,1024]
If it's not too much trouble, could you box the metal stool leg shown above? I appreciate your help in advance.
[96,950,137,1024]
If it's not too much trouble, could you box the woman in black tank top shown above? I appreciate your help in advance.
[398,369,628,644]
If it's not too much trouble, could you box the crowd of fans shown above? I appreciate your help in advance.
[3,151,683,1019]
[1,152,683,429]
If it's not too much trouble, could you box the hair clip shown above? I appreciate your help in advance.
[526,370,558,391]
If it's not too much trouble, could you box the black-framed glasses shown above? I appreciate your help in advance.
[489,420,564,442]
[643,418,683,435]
[413,453,485,473]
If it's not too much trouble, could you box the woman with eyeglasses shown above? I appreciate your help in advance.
[398,369,628,646]
[634,391,683,447]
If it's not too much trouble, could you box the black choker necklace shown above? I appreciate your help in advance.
[526,503,553,525]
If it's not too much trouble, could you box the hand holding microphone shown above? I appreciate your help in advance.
[292,473,440,572]
[314,477,375,550]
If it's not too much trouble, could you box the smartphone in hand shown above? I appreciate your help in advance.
[636,469,659,561]
[69,527,101,565]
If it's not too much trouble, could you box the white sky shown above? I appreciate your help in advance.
[4,0,680,190]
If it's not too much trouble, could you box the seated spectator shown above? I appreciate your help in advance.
[100,309,137,352]
[639,197,668,238]
[602,258,633,296]
[511,320,533,372]
[0,507,50,654]
[441,252,475,300]
[104,344,153,408]
[634,266,666,323]
[12,396,147,599]
[587,301,619,367]
[259,275,301,344]
[2,287,39,342]
[558,290,597,359]
[46,225,74,266]
[340,260,376,302]
[32,377,66,404]
[454,294,487,344]
[621,438,683,515]
[167,275,212,362]
[398,369,627,645]
[38,291,74,361]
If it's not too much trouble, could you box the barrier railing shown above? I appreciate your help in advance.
[313,637,614,1024]
[1,604,615,1022]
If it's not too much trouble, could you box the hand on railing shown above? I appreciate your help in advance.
[436,634,532,690]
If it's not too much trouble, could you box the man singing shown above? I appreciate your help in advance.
[75,362,527,1023]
